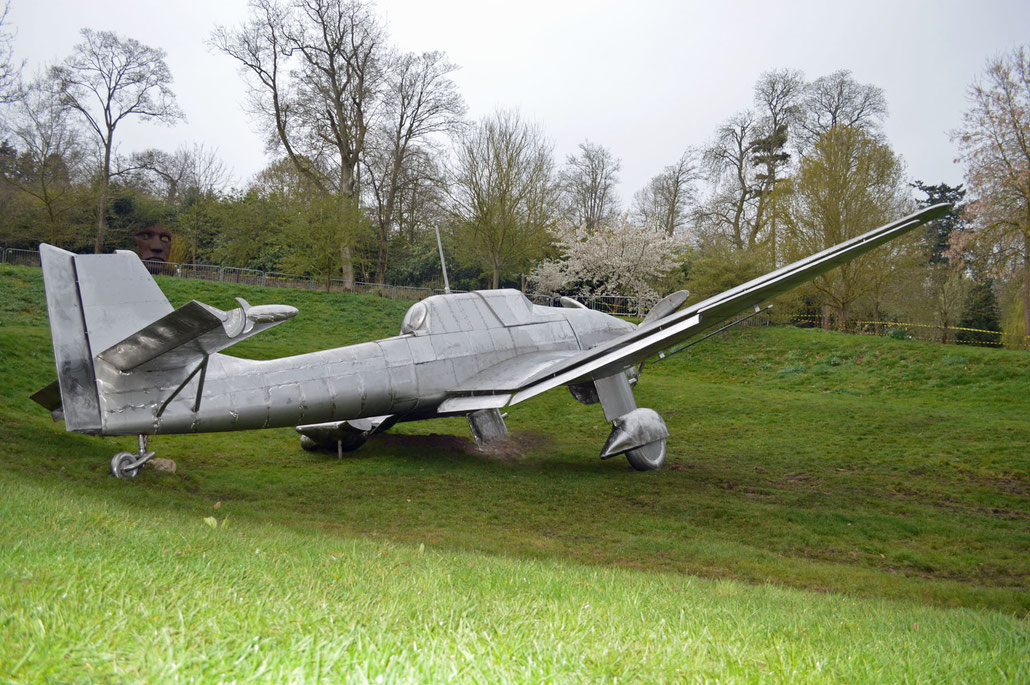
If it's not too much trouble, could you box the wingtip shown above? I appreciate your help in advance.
[919,203,952,222]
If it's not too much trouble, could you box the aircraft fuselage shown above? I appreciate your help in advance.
[96,290,634,436]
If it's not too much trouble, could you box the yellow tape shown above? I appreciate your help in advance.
[853,321,1004,336]
[790,315,1004,337]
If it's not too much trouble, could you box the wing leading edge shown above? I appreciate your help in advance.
[439,203,950,413]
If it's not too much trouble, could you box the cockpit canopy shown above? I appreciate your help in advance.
[400,300,431,335]
[400,290,565,336]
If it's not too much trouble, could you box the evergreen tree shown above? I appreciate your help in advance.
[956,279,1002,346]
[911,181,966,264]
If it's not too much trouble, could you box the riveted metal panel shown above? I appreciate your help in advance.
[75,251,174,359]
[267,382,305,426]
[406,335,437,365]
[39,245,102,433]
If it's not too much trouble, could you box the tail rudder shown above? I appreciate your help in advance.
[38,244,173,433]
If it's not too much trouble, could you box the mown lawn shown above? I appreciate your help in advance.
[1,263,1028,681]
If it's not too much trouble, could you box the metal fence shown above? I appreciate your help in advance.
[219,267,260,285]
[4,248,42,267]
[352,281,432,300]
[0,246,651,315]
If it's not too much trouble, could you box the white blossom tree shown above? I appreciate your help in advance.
[529,216,685,304]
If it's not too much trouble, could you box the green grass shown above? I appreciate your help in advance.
[1,263,1029,681]
[2,478,1027,682]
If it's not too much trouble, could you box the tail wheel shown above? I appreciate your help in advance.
[625,438,666,471]
[110,451,140,478]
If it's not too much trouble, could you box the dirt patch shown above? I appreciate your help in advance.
[375,431,551,462]
[476,439,524,462]
[985,472,1030,497]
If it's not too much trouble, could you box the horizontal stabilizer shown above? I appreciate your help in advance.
[30,380,63,421]
[98,301,223,371]
[98,298,298,372]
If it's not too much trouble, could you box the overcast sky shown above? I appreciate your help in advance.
[9,0,1030,201]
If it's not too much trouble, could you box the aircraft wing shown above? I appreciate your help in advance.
[438,203,949,413]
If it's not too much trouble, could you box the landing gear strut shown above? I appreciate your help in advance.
[110,435,155,478]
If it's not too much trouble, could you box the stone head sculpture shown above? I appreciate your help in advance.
[134,225,173,262]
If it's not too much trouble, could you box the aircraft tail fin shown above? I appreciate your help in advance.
[37,244,298,433]
[38,244,173,432]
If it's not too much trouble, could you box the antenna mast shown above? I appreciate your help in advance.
[434,225,451,294]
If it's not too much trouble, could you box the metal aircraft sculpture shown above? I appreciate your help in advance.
[31,204,948,477]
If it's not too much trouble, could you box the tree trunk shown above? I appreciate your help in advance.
[340,244,355,290]
[376,234,388,284]
[837,302,849,332]
[94,141,113,254]
[337,171,358,290]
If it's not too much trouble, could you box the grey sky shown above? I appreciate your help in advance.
[10,0,1030,200]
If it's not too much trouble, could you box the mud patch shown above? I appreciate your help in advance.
[376,431,553,463]
[477,439,523,462]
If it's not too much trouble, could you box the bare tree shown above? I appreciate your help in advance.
[2,73,87,246]
[447,110,558,288]
[754,68,806,138]
[560,140,621,230]
[212,0,387,286]
[752,68,805,265]
[53,29,182,253]
[392,147,445,242]
[176,145,232,264]
[954,45,1030,348]
[126,148,190,203]
[0,1,22,105]
[363,50,465,282]
[128,143,231,205]
[632,149,699,235]
[697,110,762,251]
[796,69,887,149]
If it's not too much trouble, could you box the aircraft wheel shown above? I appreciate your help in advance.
[111,451,140,478]
[625,438,666,471]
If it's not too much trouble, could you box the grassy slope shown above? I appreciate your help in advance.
[1,264,1028,680]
